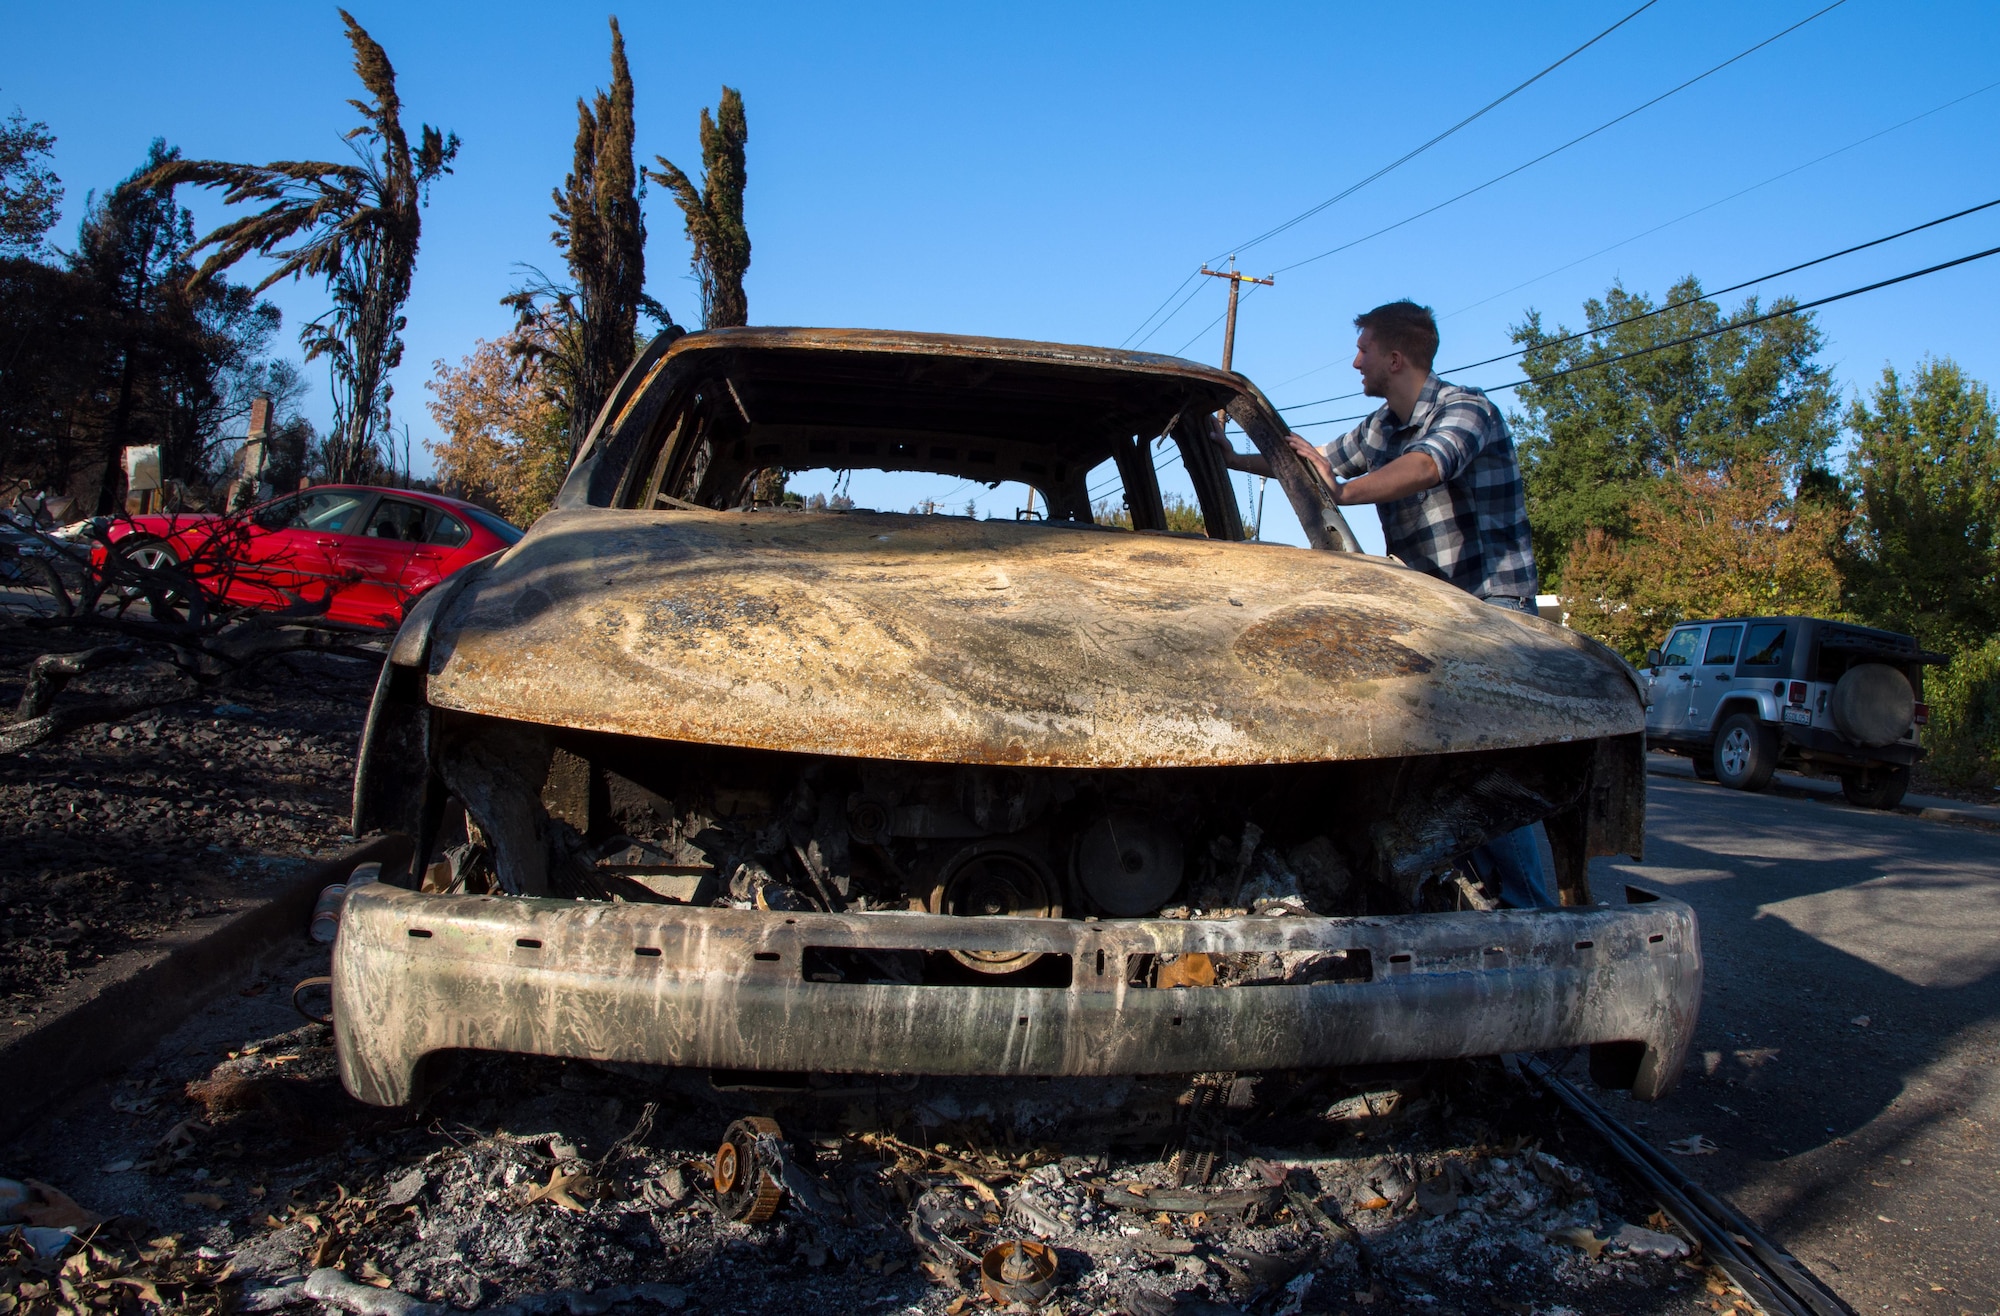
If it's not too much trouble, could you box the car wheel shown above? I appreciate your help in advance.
[1691,753,1718,781]
[111,536,188,619]
[1712,713,1777,791]
[1840,765,1909,810]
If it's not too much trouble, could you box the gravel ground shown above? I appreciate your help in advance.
[0,624,378,1022]
[4,934,1738,1316]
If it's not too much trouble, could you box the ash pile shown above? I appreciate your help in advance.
[4,1029,1730,1316]
[0,633,373,1026]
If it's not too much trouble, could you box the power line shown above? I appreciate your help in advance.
[1219,0,1661,261]
[1172,281,1264,358]
[1286,240,2000,429]
[1122,1,1659,350]
[1121,269,1201,349]
[1268,1,1849,278]
[1439,77,2000,323]
[1280,193,2000,411]
[1088,436,1191,504]
[1262,80,2000,397]
[1130,275,1212,350]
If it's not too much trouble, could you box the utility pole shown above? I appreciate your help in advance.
[1199,257,1274,372]
[1200,258,1274,534]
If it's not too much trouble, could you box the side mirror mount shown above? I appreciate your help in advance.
[1644,648,1663,670]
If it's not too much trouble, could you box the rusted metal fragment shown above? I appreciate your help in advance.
[1100,1186,1279,1215]
[330,882,1700,1106]
[422,508,1642,769]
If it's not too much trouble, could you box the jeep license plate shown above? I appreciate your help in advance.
[1782,706,1812,726]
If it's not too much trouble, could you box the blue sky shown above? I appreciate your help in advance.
[9,0,1999,549]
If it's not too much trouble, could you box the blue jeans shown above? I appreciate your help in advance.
[1470,824,1559,909]
[1473,594,1560,909]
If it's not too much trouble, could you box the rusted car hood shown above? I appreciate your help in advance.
[423,508,1642,768]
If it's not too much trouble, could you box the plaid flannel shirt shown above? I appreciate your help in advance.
[1317,374,1538,600]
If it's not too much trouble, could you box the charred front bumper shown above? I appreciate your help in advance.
[331,882,1700,1105]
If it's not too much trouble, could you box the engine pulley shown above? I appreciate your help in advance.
[713,1115,787,1223]
[1074,810,1184,916]
[927,842,1061,975]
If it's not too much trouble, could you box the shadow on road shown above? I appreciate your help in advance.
[1599,772,2000,1310]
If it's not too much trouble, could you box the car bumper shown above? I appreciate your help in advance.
[1779,724,1921,767]
[331,881,1702,1105]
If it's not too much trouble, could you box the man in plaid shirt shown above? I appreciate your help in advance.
[1216,299,1554,905]
[1220,299,1537,604]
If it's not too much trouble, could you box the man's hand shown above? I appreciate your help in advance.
[1284,433,1336,490]
[1211,420,1273,478]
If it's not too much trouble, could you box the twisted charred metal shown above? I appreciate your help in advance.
[417,511,1640,770]
[338,327,1690,1105]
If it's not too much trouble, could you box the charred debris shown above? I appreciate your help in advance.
[4,1017,1734,1316]
[408,719,1628,935]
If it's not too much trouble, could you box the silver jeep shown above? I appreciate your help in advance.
[1641,615,1941,808]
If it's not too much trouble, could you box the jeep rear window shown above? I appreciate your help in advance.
[1738,623,1788,669]
[1702,626,1742,665]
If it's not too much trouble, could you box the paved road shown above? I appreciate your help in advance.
[1600,762,2000,1315]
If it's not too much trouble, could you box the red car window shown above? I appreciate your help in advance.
[428,512,470,548]
[365,498,431,543]
[280,490,368,533]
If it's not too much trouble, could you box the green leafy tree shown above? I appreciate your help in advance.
[1923,637,2000,787]
[1560,458,1847,661]
[0,100,62,254]
[649,88,749,328]
[0,136,282,505]
[1842,358,2000,655]
[1509,276,1840,586]
[504,17,666,454]
[72,140,199,511]
[143,10,458,483]
[1091,495,1208,534]
[0,258,103,493]
[74,140,283,510]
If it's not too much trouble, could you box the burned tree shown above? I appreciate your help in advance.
[142,11,459,483]
[0,511,386,754]
[649,88,749,329]
[502,17,659,455]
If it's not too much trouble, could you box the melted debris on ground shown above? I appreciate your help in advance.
[5,1002,1739,1316]
[0,630,375,1020]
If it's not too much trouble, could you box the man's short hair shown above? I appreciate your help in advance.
[1354,301,1439,370]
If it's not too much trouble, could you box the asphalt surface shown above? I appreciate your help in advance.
[1606,759,2000,1316]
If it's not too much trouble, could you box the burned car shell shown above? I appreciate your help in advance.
[337,328,1699,1106]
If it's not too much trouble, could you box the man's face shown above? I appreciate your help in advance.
[1352,329,1396,397]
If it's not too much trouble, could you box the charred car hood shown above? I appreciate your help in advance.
[423,508,1642,767]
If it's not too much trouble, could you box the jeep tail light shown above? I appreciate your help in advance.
[1914,702,1930,726]
[1787,681,1807,705]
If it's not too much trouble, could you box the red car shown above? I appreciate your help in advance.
[103,485,523,629]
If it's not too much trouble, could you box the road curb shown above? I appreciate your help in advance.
[1644,761,2000,827]
[0,833,412,1144]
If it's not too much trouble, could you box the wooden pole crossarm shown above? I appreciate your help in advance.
[1197,266,1275,287]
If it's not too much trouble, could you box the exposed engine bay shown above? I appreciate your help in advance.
[419,713,1639,984]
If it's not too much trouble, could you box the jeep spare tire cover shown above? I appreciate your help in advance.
[1830,662,1915,747]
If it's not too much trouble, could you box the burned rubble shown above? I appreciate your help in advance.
[4,967,1734,1316]
[0,625,375,1019]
